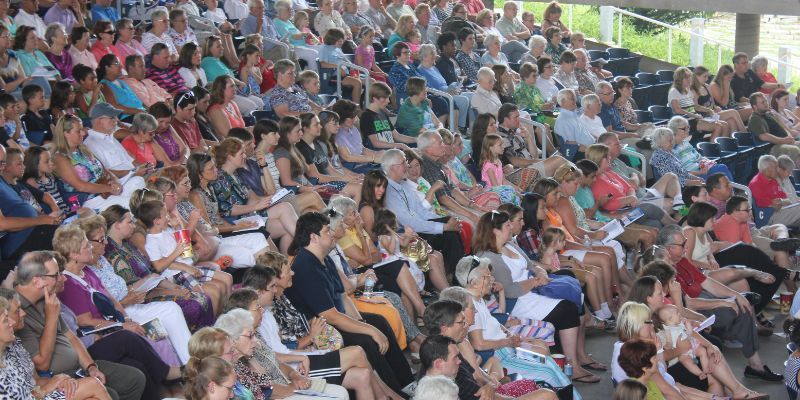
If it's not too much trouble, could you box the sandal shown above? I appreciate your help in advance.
[571,373,600,383]
[214,255,233,270]
[756,312,775,329]
[580,359,608,371]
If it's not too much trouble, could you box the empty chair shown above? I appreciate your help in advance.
[632,86,651,109]
[635,72,660,85]
[251,110,278,122]
[635,110,653,124]
[656,69,674,82]
[715,137,753,182]
[606,55,640,77]
[588,50,609,61]
[696,142,722,161]
[648,105,672,124]
[606,47,630,59]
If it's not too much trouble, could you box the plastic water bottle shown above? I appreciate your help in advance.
[564,360,573,379]
[363,276,376,298]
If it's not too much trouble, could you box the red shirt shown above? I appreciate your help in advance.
[459,0,484,15]
[591,170,635,211]
[713,213,752,244]
[674,257,706,298]
[171,117,204,150]
[748,172,786,208]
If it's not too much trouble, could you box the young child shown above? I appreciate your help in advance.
[354,27,388,83]
[139,199,231,314]
[373,208,426,291]
[318,28,363,103]
[0,94,26,150]
[403,29,422,60]
[395,77,442,136]
[20,84,54,146]
[299,70,325,111]
[654,304,711,380]
[479,133,521,196]
[73,64,106,119]
[23,146,68,213]
[293,11,320,45]
[2,148,60,216]
[238,45,267,103]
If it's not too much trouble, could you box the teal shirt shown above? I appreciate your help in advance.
[273,18,306,46]
[574,186,611,222]
[386,32,404,57]
[396,98,434,136]
[16,49,58,78]
[200,56,233,84]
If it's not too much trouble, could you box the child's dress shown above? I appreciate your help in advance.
[354,44,387,82]
[378,233,425,291]
[656,324,698,367]
[480,159,520,205]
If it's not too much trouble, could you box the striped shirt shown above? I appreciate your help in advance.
[146,65,186,95]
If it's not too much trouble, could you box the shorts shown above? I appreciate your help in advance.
[308,350,343,385]
[562,249,587,262]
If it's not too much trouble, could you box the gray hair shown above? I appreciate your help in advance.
[214,308,254,338]
[667,116,689,132]
[273,59,295,76]
[757,154,778,172]
[413,375,459,400]
[15,251,56,286]
[380,149,405,174]
[454,255,490,287]
[573,47,588,59]
[274,0,291,11]
[328,195,358,217]
[439,286,472,311]
[44,23,65,47]
[651,127,674,148]
[581,93,600,110]
[556,88,575,107]
[150,9,168,22]
[594,80,613,93]
[483,33,500,49]
[248,0,264,8]
[325,206,347,230]
[654,224,683,247]
[751,55,768,72]
[131,113,158,134]
[777,154,795,171]
[530,35,547,50]
[477,67,495,83]
[419,44,437,60]
[416,130,441,153]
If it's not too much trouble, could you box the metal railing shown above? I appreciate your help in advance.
[335,61,371,106]
[621,147,647,180]
[426,88,456,131]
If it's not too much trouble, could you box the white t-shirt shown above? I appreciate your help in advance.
[258,308,293,354]
[145,229,194,265]
[84,129,135,172]
[536,78,560,103]
[224,0,249,20]
[203,8,228,25]
[178,67,208,89]
[579,113,607,139]
[667,88,696,113]
[611,341,676,386]
[14,10,47,38]
[470,298,507,341]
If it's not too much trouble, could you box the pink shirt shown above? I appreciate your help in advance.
[355,44,375,69]
[713,213,752,244]
[591,170,636,211]
[481,160,503,188]
[121,77,171,107]
[115,39,147,60]
[69,45,98,69]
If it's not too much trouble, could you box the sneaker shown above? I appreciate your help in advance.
[770,237,800,253]
[723,339,743,349]
[743,365,784,382]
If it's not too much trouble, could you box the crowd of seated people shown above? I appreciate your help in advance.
[1,0,800,398]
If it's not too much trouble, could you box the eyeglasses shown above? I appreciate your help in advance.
[669,241,687,249]
[102,30,114,35]
[454,318,468,327]
[737,208,752,212]
[39,271,62,279]
[177,90,195,107]
[240,331,256,339]
[89,237,108,245]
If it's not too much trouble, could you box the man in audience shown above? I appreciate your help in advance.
[224,0,249,20]
[15,0,47,39]
[417,130,485,225]
[240,0,291,61]
[497,103,566,181]
[15,251,147,400]
[749,154,800,228]
[92,0,119,22]
[0,145,61,265]
[121,55,172,107]
[283,212,415,395]
[381,148,464,275]
[44,0,83,31]
[732,53,784,103]
[146,44,187,96]
[415,4,440,44]
[417,335,464,397]
[749,92,800,164]
[495,2,530,46]
[596,81,640,142]
[554,88,595,157]
[365,0,397,37]
[83,104,149,180]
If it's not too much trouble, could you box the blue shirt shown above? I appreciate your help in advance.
[417,65,448,91]
[0,179,37,255]
[318,45,347,67]
[273,17,305,46]
[384,178,443,234]
[554,108,595,147]
[599,102,625,132]
[91,5,118,22]
[284,247,345,318]
[239,14,278,50]
[101,79,144,118]
[388,62,420,100]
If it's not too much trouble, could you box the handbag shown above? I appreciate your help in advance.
[312,323,343,351]
[532,273,583,310]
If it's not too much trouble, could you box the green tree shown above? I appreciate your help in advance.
[624,8,710,33]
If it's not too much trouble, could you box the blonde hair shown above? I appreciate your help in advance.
[188,327,229,359]
[616,301,652,342]
[184,356,234,400]
[76,214,107,240]
[129,188,164,216]
[540,226,565,252]
[672,67,693,94]
[396,15,415,37]
[479,133,502,167]
[293,10,309,26]
[255,251,288,275]
[52,114,89,156]
[585,143,609,166]
[52,224,88,261]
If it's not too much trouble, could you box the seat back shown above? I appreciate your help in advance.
[648,105,672,122]
[753,204,774,228]
[635,72,659,85]
[656,69,674,82]
[715,137,739,153]
[251,110,277,122]
[607,47,630,59]
[631,85,651,109]
[696,142,721,158]
[635,110,653,124]
[588,50,609,61]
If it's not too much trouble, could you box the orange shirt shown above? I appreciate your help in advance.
[545,207,575,242]
[713,213,753,244]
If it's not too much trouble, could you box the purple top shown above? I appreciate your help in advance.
[45,48,73,80]
[334,126,364,156]
[43,4,78,32]
[154,129,181,162]
[355,45,375,70]
[58,268,112,320]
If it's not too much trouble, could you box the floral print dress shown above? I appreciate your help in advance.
[210,169,268,219]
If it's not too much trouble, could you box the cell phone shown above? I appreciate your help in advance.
[75,368,87,378]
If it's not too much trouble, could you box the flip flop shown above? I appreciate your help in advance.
[581,360,608,371]
[572,373,600,383]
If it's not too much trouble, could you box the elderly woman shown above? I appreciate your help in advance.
[649,127,705,186]
[53,115,144,211]
[121,113,169,166]
[141,9,177,58]
[667,116,734,181]
[416,44,470,130]
[114,18,147,60]
[751,55,778,96]
[521,35,547,65]
[455,28,481,83]
[91,21,124,65]
[579,93,606,139]
[314,0,355,51]
[201,36,262,115]
[471,67,503,115]
[440,129,512,206]
[269,59,313,118]
[149,102,191,166]
[14,26,58,78]
[273,2,320,72]
[388,42,422,101]
[709,64,753,122]
[515,62,557,130]
[206,76,246,138]
[473,210,604,383]
[543,27,568,64]
[535,57,561,103]
[476,10,527,63]
[0,294,113,400]
[669,67,729,141]
[44,23,73,81]
[98,54,145,119]
[574,48,610,92]
[167,9,198,49]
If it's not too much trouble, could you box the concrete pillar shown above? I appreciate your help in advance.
[778,46,791,84]
[734,14,760,57]
[599,6,614,44]
[689,17,704,67]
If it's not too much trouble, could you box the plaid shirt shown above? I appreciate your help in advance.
[498,126,533,164]
[420,155,454,199]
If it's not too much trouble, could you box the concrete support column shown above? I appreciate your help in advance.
[734,13,760,56]
[599,6,614,44]
[778,46,791,84]
[689,17,704,67]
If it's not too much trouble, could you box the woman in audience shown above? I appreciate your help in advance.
[492,64,515,103]
[515,62,558,131]
[0,25,40,97]
[388,42,422,101]
[403,148,451,219]
[521,35,547,65]
[122,113,169,167]
[455,28,481,84]
[751,56,778,96]
[691,66,746,133]
[535,57,561,103]
[188,328,255,398]
[473,210,603,383]
[476,10,526,64]
[0,296,112,400]
[141,9,177,57]
[416,44,470,130]
[168,9,198,49]
[441,129,508,207]
[183,355,236,400]
[49,81,78,121]
[98,54,145,119]
[670,67,729,141]
[331,99,383,173]
[206,75,245,138]
[114,18,147,60]
[387,14,414,56]
[14,26,58,78]
[649,127,706,186]
[667,116,734,181]
[314,0,354,51]
[0,0,14,37]
[69,26,98,70]
[614,77,651,132]
[274,115,344,196]
[201,36,263,115]
[178,43,207,89]
[541,1,571,37]
[210,138,298,253]
[616,339,666,398]
[294,114,362,194]
[44,23,73,81]
[192,86,219,142]
[469,112,498,165]
[543,27,568,64]
[53,114,144,210]
[771,89,800,135]
[709,65,753,121]
[91,21,123,65]
[297,112,361,184]
[149,101,190,166]
[102,204,215,328]
[269,59,313,118]
[480,33,509,67]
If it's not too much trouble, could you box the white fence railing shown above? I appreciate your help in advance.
[426,88,456,131]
